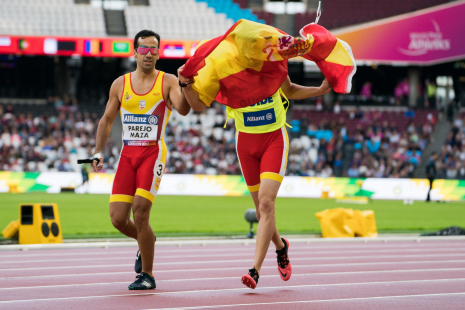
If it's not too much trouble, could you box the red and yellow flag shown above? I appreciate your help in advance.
[181,19,356,109]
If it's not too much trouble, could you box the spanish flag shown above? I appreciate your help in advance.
[181,19,356,109]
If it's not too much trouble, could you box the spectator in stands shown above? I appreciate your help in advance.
[315,97,323,111]
[404,107,415,118]
[426,79,437,108]
[347,163,359,178]
[53,96,63,109]
[360,81,372,101]
[333,100,341,114]
[354,106,364,119]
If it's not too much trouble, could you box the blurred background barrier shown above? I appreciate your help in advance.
[315,208,377,238]
[1,171,464,201]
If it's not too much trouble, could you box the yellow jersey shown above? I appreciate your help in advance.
[120,71,171,146]
[226,89,287,134]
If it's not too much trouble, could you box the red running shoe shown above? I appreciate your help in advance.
[241,268,259,289]
[276,237,292,281]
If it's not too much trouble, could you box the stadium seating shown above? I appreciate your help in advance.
[195,0,264,23]
[252,9,274,26]
[0,0,238,41]
[0,0,106,37]
[295,11,317,36]
[125,0,235,40]
[319,0,448,29]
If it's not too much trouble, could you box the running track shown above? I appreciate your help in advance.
[1,238,465,309]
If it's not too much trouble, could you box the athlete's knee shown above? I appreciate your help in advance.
[259,197,275,216]
[110,214,129,230]
[133,206,150,228]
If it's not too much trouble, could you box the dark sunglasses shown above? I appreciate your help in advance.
[137,47,159,55]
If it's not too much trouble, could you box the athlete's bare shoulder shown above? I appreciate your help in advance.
[163,72,177,88]
[110,75,125,102]
[162,73,178,105]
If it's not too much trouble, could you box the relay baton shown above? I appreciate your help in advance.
[77,158,100,165]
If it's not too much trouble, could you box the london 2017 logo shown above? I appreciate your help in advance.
[139,100,146,110]
[398,19,451,56]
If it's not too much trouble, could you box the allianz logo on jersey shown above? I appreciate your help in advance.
[243,108,276,127]
[124,114,158,125]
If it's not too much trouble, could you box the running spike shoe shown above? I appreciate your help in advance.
[241,268,259,289]
[276,237,292,281]
[135,250,142,274]
[128,272,156,290]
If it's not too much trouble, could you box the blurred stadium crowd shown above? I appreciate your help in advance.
[0,101,119,173]
[0,96,446,179]
[432,113,465,179]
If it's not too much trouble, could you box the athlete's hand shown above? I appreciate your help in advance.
[91,153,104,173]
[177,65,192,85]
[319,79,332,95]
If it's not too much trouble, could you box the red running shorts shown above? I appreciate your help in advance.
[110,140,167,204]
[236,127,289,192]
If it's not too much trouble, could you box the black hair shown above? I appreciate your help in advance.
[134,30,160,49]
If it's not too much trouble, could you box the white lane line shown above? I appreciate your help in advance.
[2,256,465,272]
[0,278,464,304]
[1,238,464,252]
[145,292,465,310]
[0,252,465,271]
[1,242,463,258]
[1,266,463,283]
[2,248,464,265]
[1,261,465,281]
[2,268,465,291]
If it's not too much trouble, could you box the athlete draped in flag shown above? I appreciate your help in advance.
[178,18,353,289]
[178,64,331,288]
[92,30,191,290]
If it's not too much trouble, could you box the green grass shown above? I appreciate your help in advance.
[1,193,464,238]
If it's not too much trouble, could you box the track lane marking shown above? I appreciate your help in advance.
[0,252,465,271]
[1,265,465,281]
[2,268,465,291]
[1,242,463,257]
[143,292,465,310]
[2,256,465,272]
[0,278,464,304]
[2,249,464,265]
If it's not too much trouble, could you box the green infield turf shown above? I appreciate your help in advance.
[0,193,464,238]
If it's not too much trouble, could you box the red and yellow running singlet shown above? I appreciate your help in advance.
[120,71,171,146]
[110,71,170,204]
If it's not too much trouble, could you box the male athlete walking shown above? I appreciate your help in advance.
[92,30,190,290]
[178,66,331,288]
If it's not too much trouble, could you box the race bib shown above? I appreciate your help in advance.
[122,114,159,145]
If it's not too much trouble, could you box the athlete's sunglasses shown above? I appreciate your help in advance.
[137,47,159,55]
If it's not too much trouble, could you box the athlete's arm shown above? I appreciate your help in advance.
[281,76,332,100]
[92,76,123,173]
[164,73,191,116]
[177,65,207,112]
